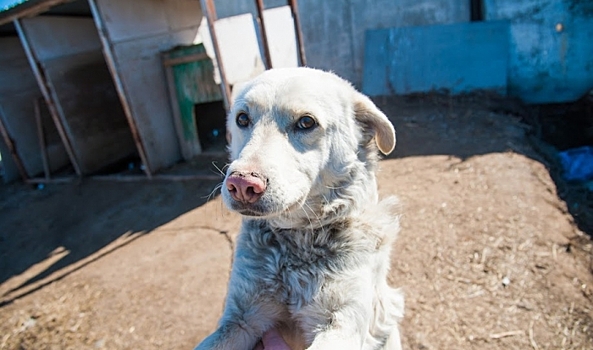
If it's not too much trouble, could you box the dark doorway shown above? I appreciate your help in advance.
[194,101,227,152]
[470,0,483,22]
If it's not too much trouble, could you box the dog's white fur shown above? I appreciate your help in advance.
[196,68,404,350]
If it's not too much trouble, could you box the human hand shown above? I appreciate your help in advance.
[253,329,292,350]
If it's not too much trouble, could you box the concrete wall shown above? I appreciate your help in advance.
[93,0,205,172]
[20,16,136,174]
[0,36,69,180]
[300,0,470,87]
[484,0,593,103]
[213,0,469,88]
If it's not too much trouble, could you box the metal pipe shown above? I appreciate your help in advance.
[88,0,153,178]
[201,0,232,111]
[254,0,273,69]
[288,0,306,66]
[14,18,83,176]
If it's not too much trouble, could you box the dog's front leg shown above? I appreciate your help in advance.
[306,329,363,350]
[194,322,254,350]
[195,234,285,350]
[307,313,366,350]
[195,288,284,350]
[301,280,374,350]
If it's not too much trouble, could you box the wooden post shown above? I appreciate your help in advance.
[88,0,153,178]
[14,18,83,176]
[34,98,51,180]
[0,111,29,182]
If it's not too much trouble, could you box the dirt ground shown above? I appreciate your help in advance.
[1,95,592,350]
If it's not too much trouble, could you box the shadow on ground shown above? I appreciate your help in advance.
[0,155,227,305]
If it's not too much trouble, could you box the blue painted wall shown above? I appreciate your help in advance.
[363,0,593,103]
[484,0,593,103]
[363,21,509,96]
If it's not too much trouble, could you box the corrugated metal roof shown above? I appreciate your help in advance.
[0,0,30,12]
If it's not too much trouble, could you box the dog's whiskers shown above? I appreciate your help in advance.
[299,199,315,230]
[211,161,228,177]
[203,182,224,201]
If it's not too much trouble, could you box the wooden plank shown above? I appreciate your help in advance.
[34,97,51,180]
[0,36,70,177]
[363,21,510,96]
[26,174,221,183]
[91,174,221,182]
[0,107,29,181]
[163,52,210,67]
[25,176,76,184]
[89,0,153,177]
[14,18,82,176]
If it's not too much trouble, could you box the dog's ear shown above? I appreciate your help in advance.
[353,94,396,155]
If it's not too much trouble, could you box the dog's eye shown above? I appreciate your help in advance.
[236,113,250,128]
[295,115,316,130]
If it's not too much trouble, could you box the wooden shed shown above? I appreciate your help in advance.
[0,0,212,181]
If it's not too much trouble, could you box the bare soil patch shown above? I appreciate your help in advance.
[1,95,592,350]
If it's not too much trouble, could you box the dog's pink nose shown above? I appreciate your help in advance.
[226,172,267,204]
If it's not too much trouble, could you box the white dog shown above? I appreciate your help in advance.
[196,67,404,350]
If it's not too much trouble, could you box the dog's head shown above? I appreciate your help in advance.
[221,68,395,228]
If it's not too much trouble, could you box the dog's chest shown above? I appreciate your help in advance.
[243,221,360,308]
